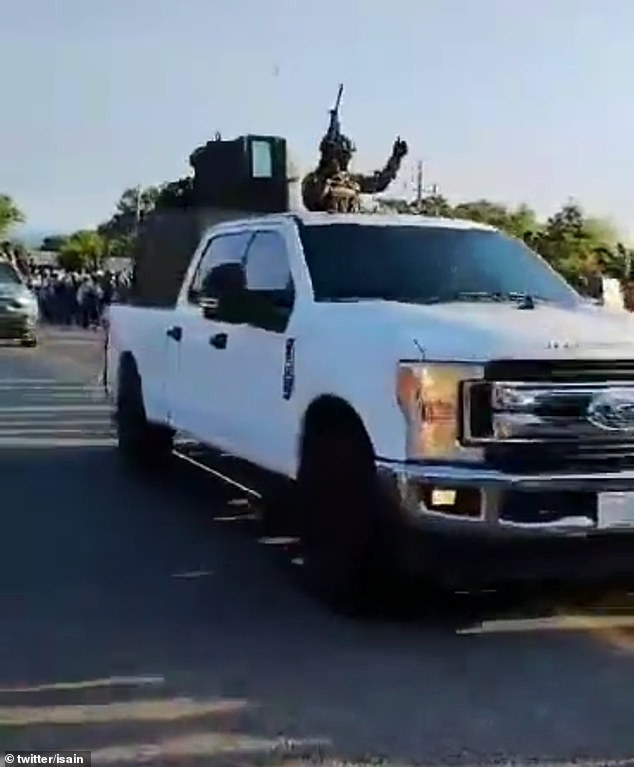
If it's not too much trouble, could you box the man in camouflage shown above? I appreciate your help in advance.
[302,133,408,213]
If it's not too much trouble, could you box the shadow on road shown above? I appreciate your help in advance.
[0,444,632,763]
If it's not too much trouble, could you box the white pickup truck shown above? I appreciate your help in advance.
[106,211,634,608]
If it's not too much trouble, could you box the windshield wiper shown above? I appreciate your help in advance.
[423,291,552,305]
[324,295,411,303]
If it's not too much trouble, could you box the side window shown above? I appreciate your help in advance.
[244,231,292,291]
[188,232,251,302]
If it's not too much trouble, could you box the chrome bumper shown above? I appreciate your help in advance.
[377,459,634,536]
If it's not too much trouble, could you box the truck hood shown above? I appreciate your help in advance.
[320,300,634,361]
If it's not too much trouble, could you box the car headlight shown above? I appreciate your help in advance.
[11,294,37,311]
[396,362,484,461]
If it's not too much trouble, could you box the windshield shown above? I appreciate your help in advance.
[0,261,21,285]
[299,223,580,306]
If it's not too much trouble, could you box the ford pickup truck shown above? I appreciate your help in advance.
[105,212,634,608]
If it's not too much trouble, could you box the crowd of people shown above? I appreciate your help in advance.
[27,267,130,328]
[14,259,131,329]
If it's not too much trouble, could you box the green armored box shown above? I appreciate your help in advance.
[131,134,291,307]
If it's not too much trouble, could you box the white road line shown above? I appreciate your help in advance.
[0,405,110,413]
[0,437,115,448]
[173,450,261,498]
[0,675,165,693]
[0,379,59,384]
[458,615,634,634]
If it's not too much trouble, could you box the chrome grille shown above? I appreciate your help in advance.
[484,358,634,383]
[463,359,634,471]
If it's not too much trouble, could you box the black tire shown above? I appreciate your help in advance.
[20,336,37,348]
[297,424,394,613]
[116,362,173,471]
[259,480,296,538]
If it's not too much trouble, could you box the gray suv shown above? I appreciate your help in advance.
[0,259,39,347]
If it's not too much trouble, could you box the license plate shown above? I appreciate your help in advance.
[599,492,634,529]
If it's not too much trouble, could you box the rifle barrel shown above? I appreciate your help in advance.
[334,83,343,111]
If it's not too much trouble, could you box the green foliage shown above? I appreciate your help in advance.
[4,178,632,289]
[97,185,162,258]
[0,193,25,237]
[57,230,105,271]
[41,234,69,252]
[96,177,194,259]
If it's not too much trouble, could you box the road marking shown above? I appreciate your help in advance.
[0,437,115,448]
[173,450,261,498]
[458,614,634,654]
[0,696,250,725]
[458,615,634,633]
[0,379,58,385]
[172,569,214,579]
[0,675,165,693]
[0,378,113,447]
[90,734,330,764]
[0,402,111,416]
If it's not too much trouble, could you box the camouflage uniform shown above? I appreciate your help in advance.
[302,134,408,213]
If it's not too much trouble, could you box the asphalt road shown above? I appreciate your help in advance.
[0,327,632,766]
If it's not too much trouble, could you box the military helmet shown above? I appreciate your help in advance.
[319,133,356,156]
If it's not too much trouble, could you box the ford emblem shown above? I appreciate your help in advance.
[587,388,634,432]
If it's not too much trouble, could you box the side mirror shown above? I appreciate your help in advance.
[200,262,246,320]
[202,262,245,297]
[200,296,219,320]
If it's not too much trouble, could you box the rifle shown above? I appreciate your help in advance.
[325,83,344,144]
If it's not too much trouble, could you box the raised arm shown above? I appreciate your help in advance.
[353,138,408,194]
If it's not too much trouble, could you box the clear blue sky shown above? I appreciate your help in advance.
[1,0,631,237]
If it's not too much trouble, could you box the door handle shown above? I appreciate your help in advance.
[166,325,183,342]
[209,332,227,349]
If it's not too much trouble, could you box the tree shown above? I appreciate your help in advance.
[0,193,25,237]
[451,199,539,239]
[58,230,105,271]
[41,234,69,252]
[417,194,453,217]
[98,185,161,258]
[533,202,609,283]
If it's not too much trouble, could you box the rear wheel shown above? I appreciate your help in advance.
[20,335,37,348]
[116,361,173,471]
[297,423,395,613]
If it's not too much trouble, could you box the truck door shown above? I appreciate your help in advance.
[168,230,252,446]
[219,227,299,475]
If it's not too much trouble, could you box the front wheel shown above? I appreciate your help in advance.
[297,425,395,613]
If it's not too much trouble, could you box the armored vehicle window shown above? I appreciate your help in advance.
[299,223,579,306]
[244,231,292,291]
[189,232,252,302]
[251,141,273,178]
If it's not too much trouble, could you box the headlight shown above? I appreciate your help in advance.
[396,362,484,461]
[10,295,33,307]
[11,294,38,312]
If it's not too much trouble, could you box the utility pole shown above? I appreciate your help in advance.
[415,160,423,207]
[135,185,142,227]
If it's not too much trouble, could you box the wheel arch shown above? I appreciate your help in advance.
[115,350,142,403]
[299,394,375,464]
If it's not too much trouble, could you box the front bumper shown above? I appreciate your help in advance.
[0,312,37,339]
[377,459,634,535]
[377,460,634,587]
